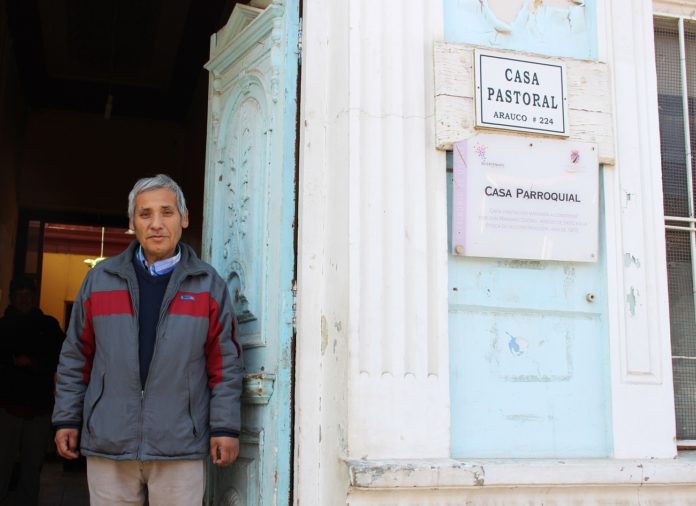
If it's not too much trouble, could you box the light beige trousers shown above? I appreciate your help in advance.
[86,456,205,506]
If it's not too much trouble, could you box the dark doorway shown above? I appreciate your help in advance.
[0,0,241,502]
[0,0,243,294]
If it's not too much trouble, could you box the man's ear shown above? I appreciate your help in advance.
[182,210,190,229]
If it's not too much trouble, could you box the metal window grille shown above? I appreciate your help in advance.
[655,16,696,444]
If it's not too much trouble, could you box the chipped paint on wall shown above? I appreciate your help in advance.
[626,287,638,316]
[321,315,328,354]
[624,253,641,268]
[338,424,346,452]
[473,469,485,486]
[444,0,597,60]
[563,265,576,297]
[498,259,546,270]
[505,413,546,422]
[507,332,529,356]
[346,459,688,497]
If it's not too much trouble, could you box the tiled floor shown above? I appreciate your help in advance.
[0,456,89,506]
[37,458,89,506]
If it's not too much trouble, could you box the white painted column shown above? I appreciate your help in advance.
[295,1,353,504]
[603,0,677,458]
[295,0,448,502]
[345,0,448,459]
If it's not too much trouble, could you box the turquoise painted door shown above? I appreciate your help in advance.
[202,2,299,504]
[447,150,612,458]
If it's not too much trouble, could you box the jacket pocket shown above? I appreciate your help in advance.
[85,373,105,435]
[186,367,199,438]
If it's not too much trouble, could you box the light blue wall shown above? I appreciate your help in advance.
[447,145,611,454]
[444,1,607,458]
[443,0,598,60]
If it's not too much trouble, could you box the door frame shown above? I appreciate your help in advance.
[12,208,128,295]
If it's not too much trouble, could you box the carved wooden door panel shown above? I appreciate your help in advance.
[202,2,299,504]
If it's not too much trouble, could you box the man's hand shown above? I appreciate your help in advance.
[210,436,239,467]
[55,428,80,459]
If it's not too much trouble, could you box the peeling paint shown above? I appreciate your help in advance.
[334,320,342,332]
[624,253,641,268]
[481,0,514,33]
[505,413,544,421]
[563,265,576,295]
[321,315,328,354]
[473,469,485,486]
[338,424,346,452]
[485,323,501,366]
[445,0,596,59]
[499,259,546,270]
[626,287,638,316]
[624,191,633,208]
[507,332,529,356]
[563,265,576,276]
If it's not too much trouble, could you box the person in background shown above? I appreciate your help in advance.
[52,174,244,506]
[0,276,64,506]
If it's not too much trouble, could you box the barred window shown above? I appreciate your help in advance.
[655,16,696,445]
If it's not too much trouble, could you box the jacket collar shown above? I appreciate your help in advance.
[136,244,181,276]
[101,241,207,280]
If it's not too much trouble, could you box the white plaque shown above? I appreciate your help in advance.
[475,49,569,136]
[452,133,598,262]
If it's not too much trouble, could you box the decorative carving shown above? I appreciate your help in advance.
[270,17,283,102]
[219,487,242,506]
[227,264,257,323]
[450,0,592,57]
[211,85,222,140]
[225,101,257,246]
[216,4,263,51]
[213,88,266,331]
[203,1,290,502]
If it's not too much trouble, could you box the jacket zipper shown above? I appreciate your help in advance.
[137,389,145,460]
[144,268,196,390]
[142,276,183,395]
[137,272,191,457]
[101,245,207,459]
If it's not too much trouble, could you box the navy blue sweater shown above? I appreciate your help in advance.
[133,255,173,388]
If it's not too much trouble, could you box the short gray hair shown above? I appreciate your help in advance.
[127,174,187,220]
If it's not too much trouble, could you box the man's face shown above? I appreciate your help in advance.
[11,288,35,315]
[129,188,189,264]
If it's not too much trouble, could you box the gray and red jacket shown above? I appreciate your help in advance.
[52,241,243,461]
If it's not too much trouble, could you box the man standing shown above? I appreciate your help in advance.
[0,276,64,506]
[53,174,243,505]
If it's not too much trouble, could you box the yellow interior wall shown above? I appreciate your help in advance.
[40,252,91,331]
